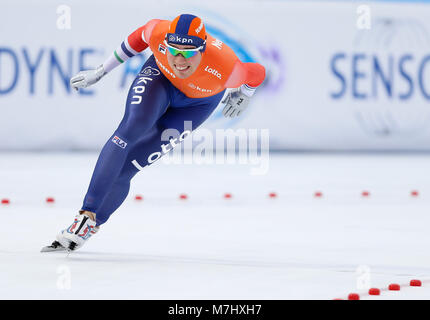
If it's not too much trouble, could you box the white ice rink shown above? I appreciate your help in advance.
[1,152,430,300]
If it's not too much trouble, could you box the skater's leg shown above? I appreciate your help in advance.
[94,127,165,225]
[90,173,135,225]
[45,84,225,251]
[81,56,170,215]
[94,90,226,225]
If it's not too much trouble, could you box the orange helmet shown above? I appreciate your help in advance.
[166,14,207,51]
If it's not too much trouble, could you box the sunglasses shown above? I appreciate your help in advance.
[164,40,204,59]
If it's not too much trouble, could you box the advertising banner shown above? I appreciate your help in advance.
[1,1,430,150]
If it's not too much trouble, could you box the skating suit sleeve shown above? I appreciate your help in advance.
[102,19,161,73]
[224,60,266,96]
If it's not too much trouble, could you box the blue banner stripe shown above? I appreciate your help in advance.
[121,42,134,58]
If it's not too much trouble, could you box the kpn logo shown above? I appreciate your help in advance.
[169,35,193,44]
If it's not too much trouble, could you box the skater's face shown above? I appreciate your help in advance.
[166,43,202,79]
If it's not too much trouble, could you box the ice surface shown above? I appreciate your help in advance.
[1,152,430,299]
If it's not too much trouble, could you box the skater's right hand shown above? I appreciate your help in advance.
[70,65,106,91]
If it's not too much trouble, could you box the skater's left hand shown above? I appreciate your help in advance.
[221,86,252,118]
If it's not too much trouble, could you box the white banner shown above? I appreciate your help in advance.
[1,0,430,150]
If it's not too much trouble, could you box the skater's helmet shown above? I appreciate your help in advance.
[166,14,207,52]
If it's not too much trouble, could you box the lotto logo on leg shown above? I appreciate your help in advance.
[112,136,127,149]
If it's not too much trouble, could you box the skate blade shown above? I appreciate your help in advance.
[40,246,67,253]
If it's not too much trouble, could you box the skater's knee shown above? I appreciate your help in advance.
[116,161,139,185]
